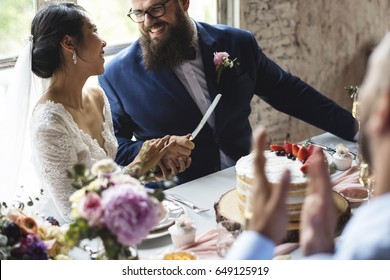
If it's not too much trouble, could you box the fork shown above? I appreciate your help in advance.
[166,194,210,214]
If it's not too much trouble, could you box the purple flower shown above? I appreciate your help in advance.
[78,192,104,227]
[101,185,158,246]
[11,234,48,260]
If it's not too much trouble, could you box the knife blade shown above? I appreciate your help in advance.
[305,139,357,159]
[189,94,222,141]
[305,139,336,154]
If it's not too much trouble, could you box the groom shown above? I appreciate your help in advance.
[99,0,357,183]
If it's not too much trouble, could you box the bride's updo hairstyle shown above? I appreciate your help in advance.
[31,2,86,78]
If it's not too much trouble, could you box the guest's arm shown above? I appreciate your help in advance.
[226,127,290,259]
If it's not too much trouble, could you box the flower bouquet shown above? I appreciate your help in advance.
[65,159,164,260]
[0,205,70,260]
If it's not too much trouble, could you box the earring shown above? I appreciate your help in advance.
[72,50,77,64]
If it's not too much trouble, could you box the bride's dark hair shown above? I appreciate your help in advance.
[31,2,86,78]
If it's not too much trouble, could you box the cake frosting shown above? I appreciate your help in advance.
[235,151,307,222]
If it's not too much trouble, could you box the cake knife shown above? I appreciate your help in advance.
[189,93,222,141]
[305,139,357,159]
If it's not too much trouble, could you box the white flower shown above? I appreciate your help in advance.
[175,214,193,230]
[336,144,352,159]
[91,159,118,176]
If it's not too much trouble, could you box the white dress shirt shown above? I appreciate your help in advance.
[173,22,235,169]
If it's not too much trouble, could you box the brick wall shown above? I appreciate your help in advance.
[240,0,390,144]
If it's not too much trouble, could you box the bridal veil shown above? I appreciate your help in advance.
[0,36,46,205]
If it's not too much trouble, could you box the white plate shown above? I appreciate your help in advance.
[147,200,184,239]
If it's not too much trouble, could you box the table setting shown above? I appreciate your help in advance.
[136,132,370,260]
[41,133,368,260]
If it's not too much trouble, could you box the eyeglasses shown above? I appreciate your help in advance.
[127,0,171,23]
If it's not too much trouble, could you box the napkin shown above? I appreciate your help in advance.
[177,228,300,260]
[331,165,361,192]
[177,228,222,259]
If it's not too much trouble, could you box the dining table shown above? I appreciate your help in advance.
[70,132,358,260]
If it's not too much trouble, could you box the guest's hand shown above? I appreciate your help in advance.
[249,127,290,244]
[300,148,337,256]
[159,134,194,177]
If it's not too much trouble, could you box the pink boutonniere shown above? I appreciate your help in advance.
[213,52,239,84]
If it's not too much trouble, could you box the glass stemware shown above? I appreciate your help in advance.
[243,189,253,230]
[358,162,374,200]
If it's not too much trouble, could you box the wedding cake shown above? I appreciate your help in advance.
[235,151,307,222]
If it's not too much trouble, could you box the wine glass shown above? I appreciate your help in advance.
[243,188,253,230]
[359,162,374,201]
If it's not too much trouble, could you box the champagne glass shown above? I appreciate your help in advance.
[359,162,374,201]
[243,188,253,230]
[351,87,361,131]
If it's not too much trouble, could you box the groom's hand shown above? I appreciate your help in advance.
[159,134,194,177]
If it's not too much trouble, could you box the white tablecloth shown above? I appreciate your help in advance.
[70,132,356,260]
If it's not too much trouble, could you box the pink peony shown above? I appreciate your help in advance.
[78,192,104,227]
[213,52,229,66]
[101,185,158,246]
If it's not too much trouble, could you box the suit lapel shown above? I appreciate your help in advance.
[196,22,220,102]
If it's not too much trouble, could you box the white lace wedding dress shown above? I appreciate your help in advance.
[30,94,118,225]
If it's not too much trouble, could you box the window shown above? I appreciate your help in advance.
[77,0,217,53]
[0,0,222,196]
[0,0,219,94]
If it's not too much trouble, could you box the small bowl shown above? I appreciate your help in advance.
[163,251,197,260]
[339,187,368,207]
[168,225,196,248]
[332,153,353,171]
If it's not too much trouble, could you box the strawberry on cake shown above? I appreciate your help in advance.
[235,141,315,222]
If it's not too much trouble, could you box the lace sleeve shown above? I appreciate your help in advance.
[31,108,79,224]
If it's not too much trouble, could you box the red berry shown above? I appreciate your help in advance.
[307,144,314,155]
[270,144,285,152]
[297,146,309,162]
[284,141,292,154]
[292,144,300,157]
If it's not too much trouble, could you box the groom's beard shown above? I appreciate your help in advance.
[140,10,195,71]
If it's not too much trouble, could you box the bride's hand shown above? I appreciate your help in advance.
[124,135,173,178]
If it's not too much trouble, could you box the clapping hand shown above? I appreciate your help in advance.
[249,127,291,244]
[300,147,337,256]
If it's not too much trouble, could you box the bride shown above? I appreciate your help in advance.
[29,2,191,225]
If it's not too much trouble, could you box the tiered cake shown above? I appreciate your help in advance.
[235,151,307,222]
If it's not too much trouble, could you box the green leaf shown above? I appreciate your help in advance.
[344,85,359,98]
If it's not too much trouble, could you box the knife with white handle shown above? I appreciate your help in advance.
[189,94,222,141]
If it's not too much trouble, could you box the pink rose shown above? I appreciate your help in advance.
[78,192,104,227]
[213,52,229,66]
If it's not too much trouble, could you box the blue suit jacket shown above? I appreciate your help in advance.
[99,22,357,183]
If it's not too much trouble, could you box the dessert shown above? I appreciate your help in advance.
[168,214,196,248]
[163,251,197,260]
[236,150,307,222]
[332,144,353,170]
